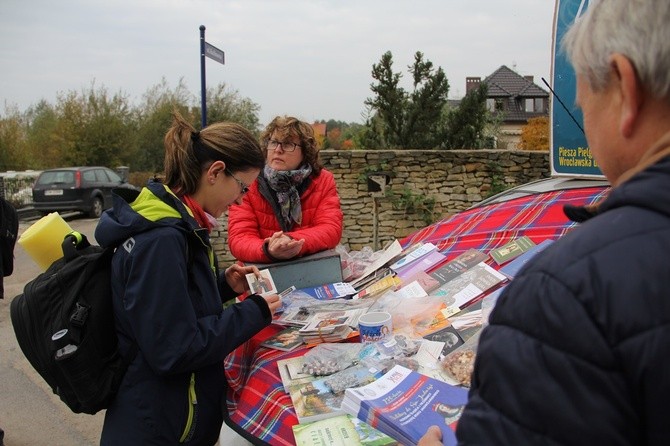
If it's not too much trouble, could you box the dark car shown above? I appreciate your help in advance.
[32,166,136,218]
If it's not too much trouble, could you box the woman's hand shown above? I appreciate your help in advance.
[225,264,260,294]
[261,293,282,316]
[225,265,281,315]
[265,231,305,260]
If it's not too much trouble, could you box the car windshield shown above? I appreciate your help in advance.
[36,171,74,186]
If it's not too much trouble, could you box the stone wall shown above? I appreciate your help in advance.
[212,149,550,266]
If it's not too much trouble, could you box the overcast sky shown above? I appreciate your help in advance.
[1,0,556,127]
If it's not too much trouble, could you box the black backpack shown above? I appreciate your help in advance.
[10,231,137,414]
[1,197,19,278]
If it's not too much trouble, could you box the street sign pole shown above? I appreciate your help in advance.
[199,25,207,128]
[199,25,226,129]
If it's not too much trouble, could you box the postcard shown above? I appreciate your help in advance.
[245,269,277,296]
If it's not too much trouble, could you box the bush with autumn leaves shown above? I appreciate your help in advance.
[519,116,550,151]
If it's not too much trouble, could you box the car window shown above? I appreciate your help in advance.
[37,171,74,186]
[94,169,109,182]
[105,169,123,183]
[83,170,97,183]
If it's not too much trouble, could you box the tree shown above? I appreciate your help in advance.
[77,85,136,167]
[50,84,135,167]
[23,100,61,168]
[519,116,549,151]
[314,119,364,150]
[134,78,193,172]
[340,122,363,150]
[440,83,493,149]
[0,105,29,170]
[365,51,449,149]
[1,77,262,175]
[326,127,342,150]
[197,83,261,134]
[355,107,385,150]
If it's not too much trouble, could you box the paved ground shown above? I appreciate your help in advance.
[1,216,104,446]
[1,214,238,446]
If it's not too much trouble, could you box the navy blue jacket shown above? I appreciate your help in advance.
[457,149,670,445]
[95,181,271,445]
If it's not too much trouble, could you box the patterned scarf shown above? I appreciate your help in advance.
[263,164,312,228]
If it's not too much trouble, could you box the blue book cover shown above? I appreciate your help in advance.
[342,365,468,446]
[297,282,357,300]
[499,238,554,279]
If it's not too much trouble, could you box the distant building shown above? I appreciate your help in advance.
[311,122,327,140]
[310,122,327,148]
[466,65,549,150]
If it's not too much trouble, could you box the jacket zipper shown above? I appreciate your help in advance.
[179,373,198,443]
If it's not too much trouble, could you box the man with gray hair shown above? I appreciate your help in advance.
[419,1,670,444]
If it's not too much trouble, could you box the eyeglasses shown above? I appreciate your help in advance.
[267,139,301,152]
[225,169,250,195]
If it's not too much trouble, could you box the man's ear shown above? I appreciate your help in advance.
[611,54,642,138]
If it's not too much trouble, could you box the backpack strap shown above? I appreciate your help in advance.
[62,231,90,261]
[60,230,141,370]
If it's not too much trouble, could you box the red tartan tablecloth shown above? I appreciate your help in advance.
[223,186,610,445]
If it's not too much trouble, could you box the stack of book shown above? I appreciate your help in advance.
[354,275,402,299]
[389,242,437,273]
[297,308,366,344]
[488,235,537,265]
[428,249,489,287]
[342,365,468,446]
[429,261,507,317]
[259,326,305,352]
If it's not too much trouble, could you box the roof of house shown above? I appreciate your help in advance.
[484,65,550,122]
[484,65,549,98]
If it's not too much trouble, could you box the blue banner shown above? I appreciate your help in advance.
[551,0,603,177]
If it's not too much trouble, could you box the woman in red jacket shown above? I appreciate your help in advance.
[228,116,343,263]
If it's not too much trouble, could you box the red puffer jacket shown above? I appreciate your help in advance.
[227,169,343,263]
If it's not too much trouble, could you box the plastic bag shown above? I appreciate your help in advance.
[440,330,481,387]
[301,343,364,376]
[275,290,372,326]
[368,292,445,335]
[373,334,421,358]
[337,244,379,282]
[322,360,390,394]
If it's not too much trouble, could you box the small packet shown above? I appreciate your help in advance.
[440,330,481,387]
[374,334,421,358]
[301,343,364,376]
